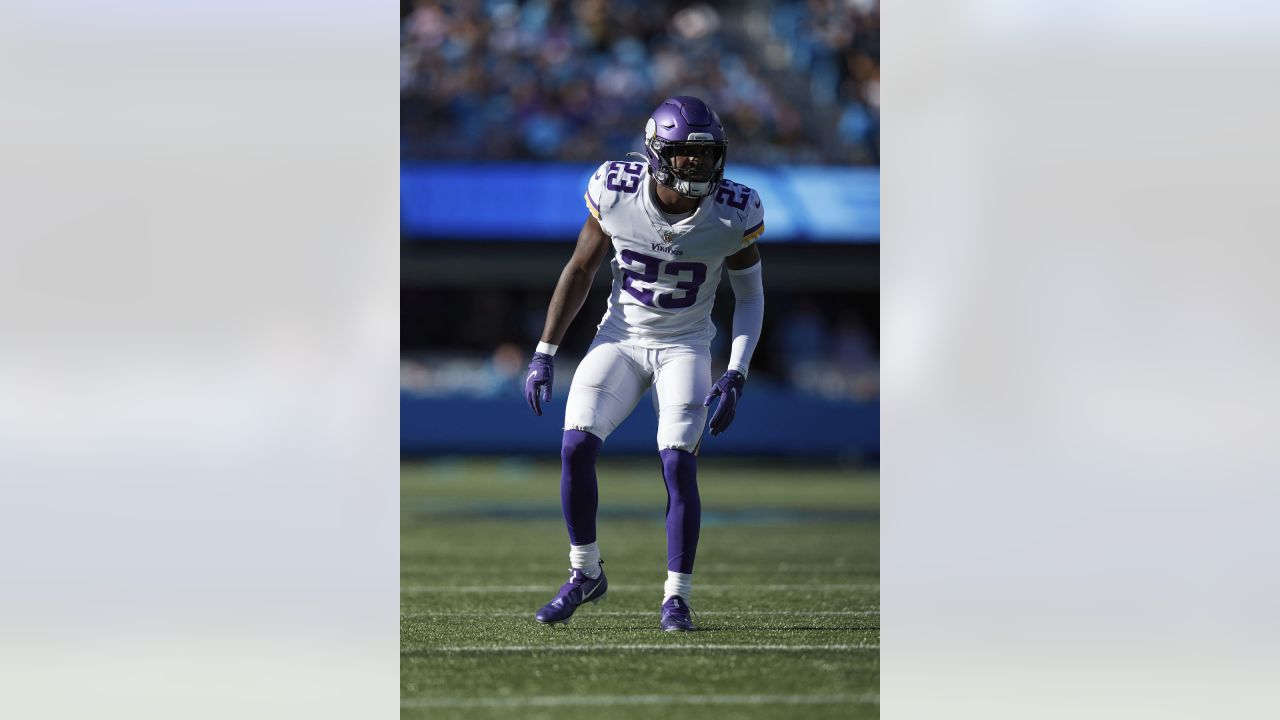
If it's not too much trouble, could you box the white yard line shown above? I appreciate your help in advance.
[403,584,549,593]
[401,692,879,709]
[402,583,879,593]
[404,609,880,617]
[404,643,879,654]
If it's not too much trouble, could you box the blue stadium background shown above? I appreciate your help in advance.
[402,0,879,461]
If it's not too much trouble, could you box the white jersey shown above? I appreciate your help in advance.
[584,160,765,348]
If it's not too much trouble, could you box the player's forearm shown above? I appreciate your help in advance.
[726,263,764,376]
[540,263,595,346]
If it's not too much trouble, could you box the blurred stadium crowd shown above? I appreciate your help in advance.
[400,0,880,165]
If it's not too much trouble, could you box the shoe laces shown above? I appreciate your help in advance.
[560,565,601,594]
[554,570,583,596]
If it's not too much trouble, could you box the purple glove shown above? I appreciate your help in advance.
[525,352,554,416]
[702,370,745,436]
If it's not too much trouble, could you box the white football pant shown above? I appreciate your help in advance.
[564,338,711,453]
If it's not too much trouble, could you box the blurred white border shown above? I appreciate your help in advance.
[0,2,398,718]
[884,1,1280,717]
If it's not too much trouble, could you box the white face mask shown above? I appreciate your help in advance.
[671,177,716,198]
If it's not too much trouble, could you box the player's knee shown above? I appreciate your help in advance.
[657,430,700,454]
[563,402,616,443]
[562,429,603,465]
[657,404,706,454]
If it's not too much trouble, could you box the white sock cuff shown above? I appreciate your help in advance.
[663,571,693,603]
[569,542,601,578]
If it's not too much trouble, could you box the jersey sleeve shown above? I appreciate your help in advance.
[584,162,610,221]
[740,187,765,247]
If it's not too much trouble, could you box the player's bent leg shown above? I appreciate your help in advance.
[652,346,709,631]
[535,430,610,626]
[539,341,648,626]
[561,341,644,554]
[658,448,700,632]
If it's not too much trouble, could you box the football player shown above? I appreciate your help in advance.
[524,96,765,631]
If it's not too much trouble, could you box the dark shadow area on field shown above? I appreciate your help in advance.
[410,505,879,525]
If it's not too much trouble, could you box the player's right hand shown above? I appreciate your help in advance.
[525,352,555,416]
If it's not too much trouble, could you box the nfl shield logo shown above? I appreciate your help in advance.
[661,229,676,243]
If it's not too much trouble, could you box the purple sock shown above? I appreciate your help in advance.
[561,430,602,545]
[660,448,701,573]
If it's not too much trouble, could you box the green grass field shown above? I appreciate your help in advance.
[402,457,879,719]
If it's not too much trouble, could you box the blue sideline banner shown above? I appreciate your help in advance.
[401,389,879,460]
[402,163,879,243]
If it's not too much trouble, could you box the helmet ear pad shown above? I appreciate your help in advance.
[643,117,671,186]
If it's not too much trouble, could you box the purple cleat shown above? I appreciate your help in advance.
[660,595,696,632]
[535,562,608,625]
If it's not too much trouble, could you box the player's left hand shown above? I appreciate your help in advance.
[525,352,555,416]
[703,370,746,436]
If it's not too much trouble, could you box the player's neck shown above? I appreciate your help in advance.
[653,182,701,215]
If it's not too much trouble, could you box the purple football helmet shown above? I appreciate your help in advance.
[642,96,727,199]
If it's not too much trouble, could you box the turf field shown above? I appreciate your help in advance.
[401,457,880,719]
